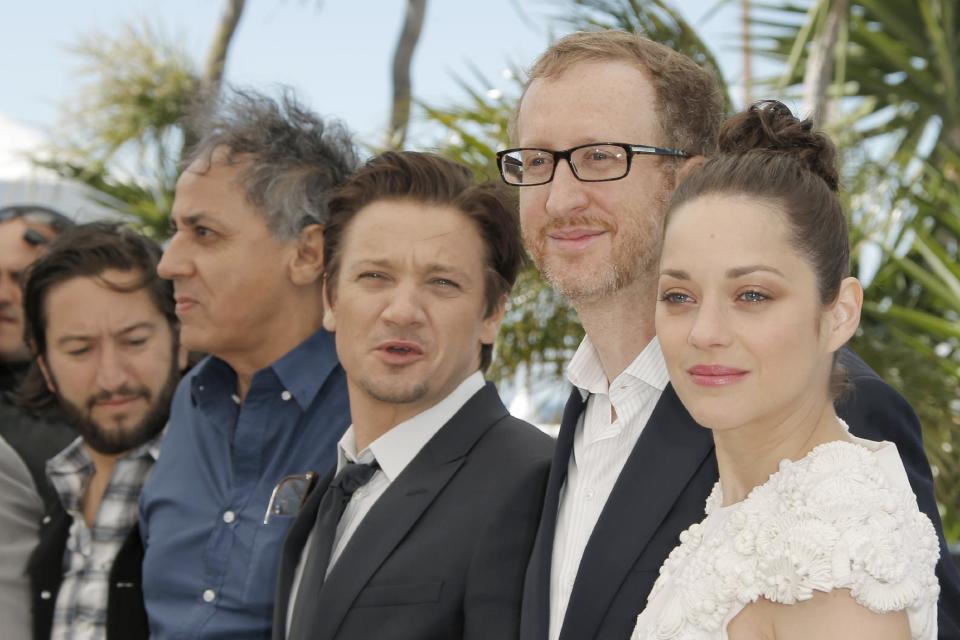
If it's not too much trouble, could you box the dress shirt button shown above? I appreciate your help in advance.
[203,589,216,603]
[222,510,236,524]
[40,590,51,600]
[281,390,292,401]
[230,393,241,405]
[565,576,575,589]
[584,490,595,501]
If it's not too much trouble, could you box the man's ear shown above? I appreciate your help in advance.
[826,276,863,352]
[289,223,325,286]
[479,294,508,347]
[674,154,706,185]
[321,276,336,333]
[36,353,56,393]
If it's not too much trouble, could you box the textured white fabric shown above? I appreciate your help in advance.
[630,433,940,640]
[286,371,485,632]
[549,337,669,640]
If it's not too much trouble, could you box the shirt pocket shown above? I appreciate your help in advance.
[353,581,444,608]
[241,513,296,612]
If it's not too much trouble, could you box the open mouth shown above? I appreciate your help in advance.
[377,341,424,364]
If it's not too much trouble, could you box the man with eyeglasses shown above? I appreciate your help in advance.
[503,30,960,640]
[0,205,72,397]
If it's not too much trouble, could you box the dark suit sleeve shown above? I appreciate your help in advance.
[463,456,551,640]
[836,349,960,639]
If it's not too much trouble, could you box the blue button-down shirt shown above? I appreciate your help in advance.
[140,329,349,639]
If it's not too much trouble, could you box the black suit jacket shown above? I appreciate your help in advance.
[27,501,149,640]
[273,382,554,640]
[521,348,960,640]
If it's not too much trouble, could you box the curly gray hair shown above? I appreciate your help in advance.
[184,88,359,241]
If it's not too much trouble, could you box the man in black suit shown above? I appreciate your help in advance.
[18,223,182,640]
[500,30,960,640]
[273,151,554,640]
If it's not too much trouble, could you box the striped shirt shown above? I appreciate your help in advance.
[549,336,669,640]
[46,436,159,640]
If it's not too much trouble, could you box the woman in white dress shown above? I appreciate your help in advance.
[631,101,940,640]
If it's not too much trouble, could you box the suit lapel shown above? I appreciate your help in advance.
[305,383,508,640]
[273,472,333,640]
[521,387,584,640]
[559,384,714,640]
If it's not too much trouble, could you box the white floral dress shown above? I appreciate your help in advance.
[630,435,940,640]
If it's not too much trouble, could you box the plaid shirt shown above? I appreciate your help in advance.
[46,436,159,640]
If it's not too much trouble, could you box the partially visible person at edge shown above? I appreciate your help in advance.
[274,152,554,640]
[0,205,72,397]
[631,100,939,639]
[139,88,357,639]
[498,30,960,640]
[0,205,76,640]
[17,223,182,640]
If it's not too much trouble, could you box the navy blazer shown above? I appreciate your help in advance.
[520,348,960,640]
[274,382,554,640]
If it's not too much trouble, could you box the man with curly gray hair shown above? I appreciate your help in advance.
[139,88,358,639]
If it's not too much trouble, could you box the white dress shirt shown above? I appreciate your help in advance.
[287,371,485,631]
[548,336,668,640]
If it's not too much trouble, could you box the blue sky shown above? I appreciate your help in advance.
[1,0,752,149]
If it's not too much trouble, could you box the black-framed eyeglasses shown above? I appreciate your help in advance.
[496,142,689,186]
[0,205,74,246]
[263,471,319,524]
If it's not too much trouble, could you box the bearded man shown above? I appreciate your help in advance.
[17,223,183,640]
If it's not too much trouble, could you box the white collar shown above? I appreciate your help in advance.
[566,335,669,399]
[336,370,486,481]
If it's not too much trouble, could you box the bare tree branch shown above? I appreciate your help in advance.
[802,0,847,126]
[202,0,247,94]
[387,0,428,149]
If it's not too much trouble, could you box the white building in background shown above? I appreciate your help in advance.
[0,114,124,222]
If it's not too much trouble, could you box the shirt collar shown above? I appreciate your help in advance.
[337,370,486,481]
[270,329,340,410]
[46,432,161,493]
[190,328,340,411]
[566,335,669,399]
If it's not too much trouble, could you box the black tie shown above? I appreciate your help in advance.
[288,460,379,639]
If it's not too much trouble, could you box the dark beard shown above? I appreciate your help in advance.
[52,359,179,455]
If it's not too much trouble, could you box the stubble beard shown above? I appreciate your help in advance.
[523,199,666,305]
[357,375,430,406]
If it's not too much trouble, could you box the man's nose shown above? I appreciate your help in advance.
[0,273,22,307]
[381,283,427,327]
[95,343,131,391]
[544,160,590,218]
[157,234,192,280]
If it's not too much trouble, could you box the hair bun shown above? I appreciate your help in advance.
[718,100,839,192]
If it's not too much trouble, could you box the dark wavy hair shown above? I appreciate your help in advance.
[17,223,176,412]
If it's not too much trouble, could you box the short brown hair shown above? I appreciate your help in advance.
[324,151,523,372]
[519,30,725,157]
